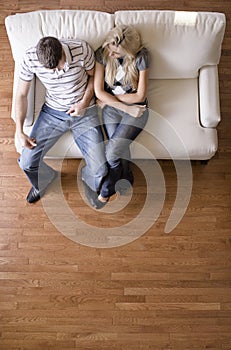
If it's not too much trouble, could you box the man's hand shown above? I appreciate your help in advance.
[66,101,87,117]
[18,132,37,149]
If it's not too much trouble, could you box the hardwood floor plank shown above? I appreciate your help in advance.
[0,1,230,349]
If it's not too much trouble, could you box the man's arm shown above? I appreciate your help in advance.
[80,68,95,107]
[66,68,95,117]
[15,79,37,149]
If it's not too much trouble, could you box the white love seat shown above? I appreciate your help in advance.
[5,9,226,160]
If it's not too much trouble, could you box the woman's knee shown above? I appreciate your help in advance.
[106,138,129,161]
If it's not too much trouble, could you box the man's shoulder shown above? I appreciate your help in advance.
[60,38,89,48]
[25,46,37,55]
[23,46,38,64]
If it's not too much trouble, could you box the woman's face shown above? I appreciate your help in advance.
[108,43,123,59]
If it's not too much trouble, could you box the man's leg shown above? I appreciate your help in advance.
[18,104,69,202]
[71,105,107,193]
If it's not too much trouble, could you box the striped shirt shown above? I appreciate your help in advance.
[19,39,95,111]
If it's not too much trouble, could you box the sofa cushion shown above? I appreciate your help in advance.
[5,10,114,63]
[17,78,217,160]
[115,10,226,79]
[131,78,217,159]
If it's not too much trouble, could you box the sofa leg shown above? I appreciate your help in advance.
[200,160,209,165]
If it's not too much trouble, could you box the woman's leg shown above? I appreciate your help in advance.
[100,105,148,199]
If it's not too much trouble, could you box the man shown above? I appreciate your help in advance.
[16,36,107,204]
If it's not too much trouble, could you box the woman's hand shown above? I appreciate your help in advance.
[126,104,146,118]
[97,98,146,118]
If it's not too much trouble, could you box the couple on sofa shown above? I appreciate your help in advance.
[16,24,150,208]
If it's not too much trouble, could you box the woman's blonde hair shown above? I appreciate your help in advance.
[102,25,142,90]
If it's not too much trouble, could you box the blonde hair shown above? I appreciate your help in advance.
[102,25,142,90]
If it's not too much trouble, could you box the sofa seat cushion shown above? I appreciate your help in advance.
[131,78,217,159]
[17,78,217,160]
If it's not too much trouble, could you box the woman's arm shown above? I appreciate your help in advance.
[94,62,146,118]
[94,62,119,104]
[117,69,149,104]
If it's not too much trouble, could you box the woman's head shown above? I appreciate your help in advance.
[102,25,142,90]
[103,25,142,60]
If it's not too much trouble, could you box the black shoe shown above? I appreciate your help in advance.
[82,181,99,208]
[92,196,109,210]
[26,187,45,203]
[26,171,58,204]
[82,181,109,209]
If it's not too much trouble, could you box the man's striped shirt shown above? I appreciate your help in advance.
[19,39,95,111]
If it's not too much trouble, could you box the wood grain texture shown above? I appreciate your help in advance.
[0,1,231,349]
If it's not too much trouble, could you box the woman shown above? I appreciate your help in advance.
[93,25,150,209]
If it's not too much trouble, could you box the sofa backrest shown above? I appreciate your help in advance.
[5,9,226,124]
[5,9,225,80]
[5,10,114,64]
[115,10,226,79]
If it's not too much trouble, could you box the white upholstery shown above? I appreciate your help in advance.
[199,65,221,127]
[5,10,114,61]
[133,79,218,160]
[115,10,225,79]
[5,9,226,160]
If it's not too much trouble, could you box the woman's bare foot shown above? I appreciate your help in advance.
[98,194,109,203]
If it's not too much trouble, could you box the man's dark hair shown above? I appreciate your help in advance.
[36,36,62,69]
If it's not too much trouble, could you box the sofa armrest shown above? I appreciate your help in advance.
[199,65,221,128]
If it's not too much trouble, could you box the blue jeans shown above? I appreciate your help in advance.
[100,105,149,198]
[18,104,107,193]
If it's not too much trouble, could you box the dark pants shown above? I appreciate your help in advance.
[100,105,149,198]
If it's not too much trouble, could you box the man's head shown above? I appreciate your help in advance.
[36,36,62,69]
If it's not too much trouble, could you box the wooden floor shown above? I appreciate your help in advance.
[0,1,231,349]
